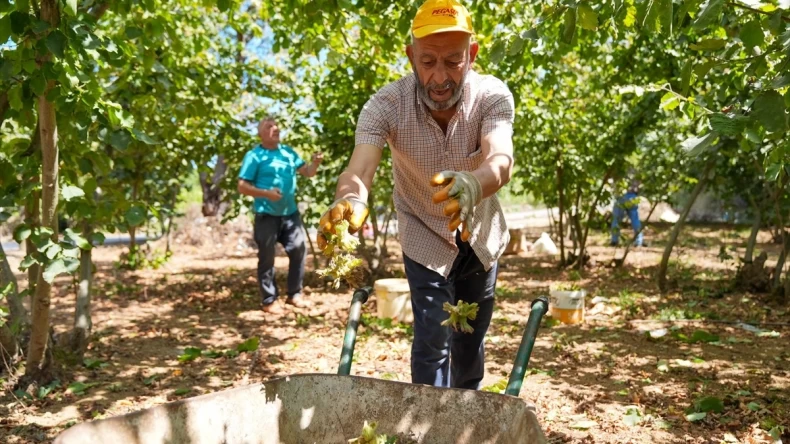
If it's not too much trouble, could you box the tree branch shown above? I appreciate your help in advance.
[728,1,790,23]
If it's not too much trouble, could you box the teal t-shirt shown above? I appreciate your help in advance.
[238,144,306,216]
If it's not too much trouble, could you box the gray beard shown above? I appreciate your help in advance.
[413,65,467,111]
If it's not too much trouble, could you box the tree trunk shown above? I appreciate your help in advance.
[1,241,27,327]
[0,323,17,359]
[578,166,613,270]
[27,72,59,382]
[25,163,41,298]
[772,177,788,292]
[557,161,566,265]
[69,224,93,357]
[301,213,320,271]
[773,237,788,290]
[657,160,713,292]
[0,91,8,128]
[744,209,761,263]
[200,155,228,217]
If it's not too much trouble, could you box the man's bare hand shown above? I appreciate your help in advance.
[267,187,283,202]
[311,152,324,164]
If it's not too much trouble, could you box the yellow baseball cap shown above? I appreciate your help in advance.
[411,0,474,39]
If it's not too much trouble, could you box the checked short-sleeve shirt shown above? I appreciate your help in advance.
[355,69,515,278]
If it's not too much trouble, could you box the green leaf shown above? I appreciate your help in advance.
[174,388,191,396]
[747,402,761,412]
[203,350,224,359]
[686,412,706,422]
[44,243,62,260]
[109,129,131,150]
[8,84,23,110]
[577,4,598,31]
[681,132,717,157]
[64,0,77,16]
[623,407,644,426]
[131,129,158,145]
[178,347,202,362]
[658,0,672,35]
[709,113,745,137]
[521,28,539,40]
[753,91,787,133]
[740,20,764,48]
[19,255,37,271]
[657,360,669,372]
[61,185,85,201]
[689,39,726,51]
[125,26,143,39]
[67,381,99,396]
[37,379,60,399]
[695,396,724,413]
[508,36,525,56]
[693,0,723,30]
[623,5,637,27]
[765,163,782,182]
[13,224,32,243]
[562,7,576,44]
[89,232,105,246]
[65,229,91,250]
[237,337,259,352]
[571,420,597,430]
[771,74,790,90]
[15,0,28,12]
[0,0,12,13]
[660,92,680,110]
[681,61,693,95]
[0,15,11,44]
[43,257,79,283]
[0,211,10,223]
[690,330,719,343]
[30,73,47,96]
[45,30,67,58]
[83,358,107,369]
[125,205,147,227]
[489,40,506,65]
[217,0,231,12]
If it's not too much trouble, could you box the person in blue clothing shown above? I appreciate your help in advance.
[610,177,645,247]
[238,116,323,313]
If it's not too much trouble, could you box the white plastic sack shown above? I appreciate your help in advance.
[532,232,558,255]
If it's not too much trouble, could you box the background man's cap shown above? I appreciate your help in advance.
[411,0,474,39]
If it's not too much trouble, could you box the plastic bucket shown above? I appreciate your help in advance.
[548,290,586,324]
[373,278,413,323]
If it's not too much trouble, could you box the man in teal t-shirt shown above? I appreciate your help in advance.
[238,116,323,313]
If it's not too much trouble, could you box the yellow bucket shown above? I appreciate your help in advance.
[549,290,586,324]
[373,278,414,323]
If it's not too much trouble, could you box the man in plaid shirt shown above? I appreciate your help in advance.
[319,0,515,389]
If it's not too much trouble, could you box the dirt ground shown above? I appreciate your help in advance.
[1,220,788,444]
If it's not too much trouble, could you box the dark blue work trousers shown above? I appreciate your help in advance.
[403,233,497,389]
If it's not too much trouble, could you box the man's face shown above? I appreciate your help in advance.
[258,119,280,145]
[407,31,478,111]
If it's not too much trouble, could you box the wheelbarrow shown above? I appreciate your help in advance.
[54,289,550,444]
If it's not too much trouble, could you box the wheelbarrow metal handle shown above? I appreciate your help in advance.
[337,286,373,376]
[505,296,549,396]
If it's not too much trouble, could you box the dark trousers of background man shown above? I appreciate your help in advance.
[403,232,497,389]
[253,212,306,305]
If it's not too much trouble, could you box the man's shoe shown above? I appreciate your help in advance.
[262,302,284,314]
[286,294,311,308]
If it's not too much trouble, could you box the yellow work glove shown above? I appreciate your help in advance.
[430,171,482,242]
[317,197,369,250]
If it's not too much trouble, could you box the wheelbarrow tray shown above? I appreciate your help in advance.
[54,373,547,444]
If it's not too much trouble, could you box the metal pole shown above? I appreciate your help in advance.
[337,286,372,376]
[505,296,549,396]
